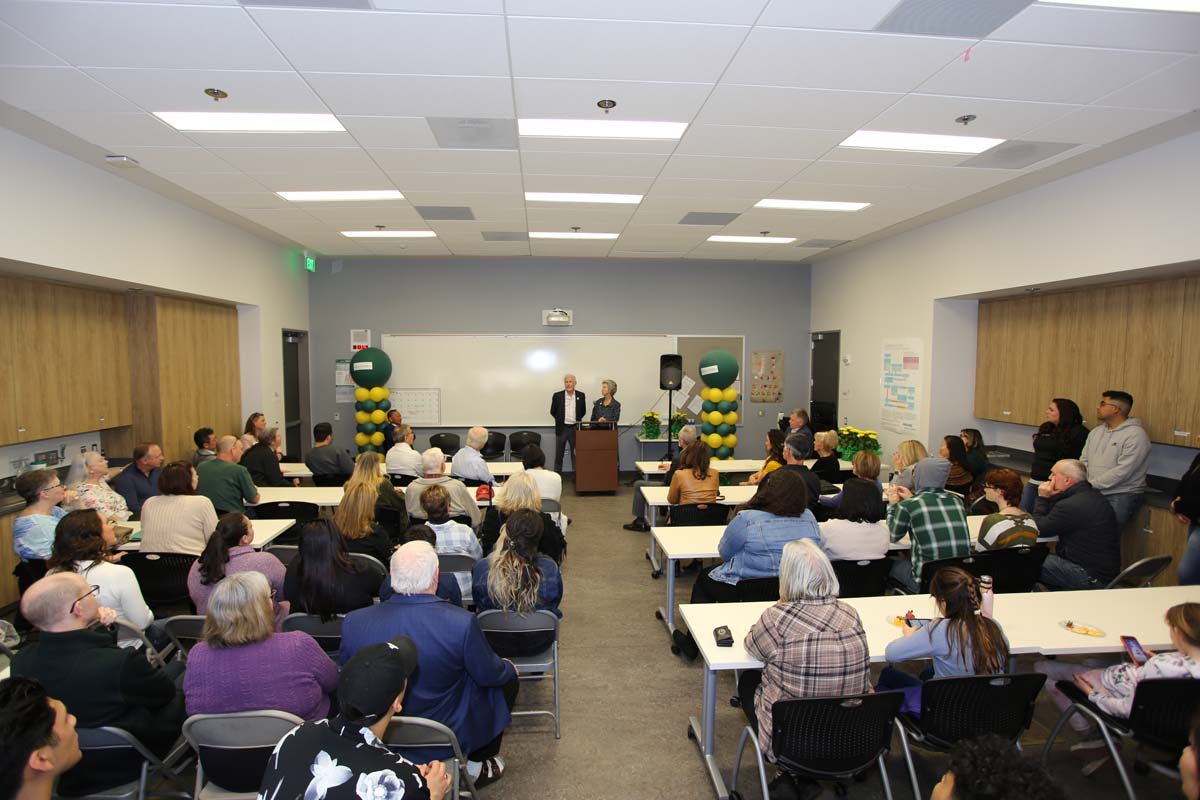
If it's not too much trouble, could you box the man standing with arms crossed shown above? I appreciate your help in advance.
[550,374,585,475]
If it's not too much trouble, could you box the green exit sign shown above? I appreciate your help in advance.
[305,255,316,273]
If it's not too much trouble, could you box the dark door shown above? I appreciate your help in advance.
[810,331,840,432]
[281,331,311,459]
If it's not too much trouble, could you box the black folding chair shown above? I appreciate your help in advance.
[669,502,730,527]
[429,433,460,457]
[480,431,507,461]
[1105,555,1173,589]
[161,615,206,663]
[384,717,476,800]
[281,613,345,656]
[507,431,542,460]
[831,558,892,598]
[183,710,304,798]
[312,473,349,487]
[121,553,196,614]
[376,505,407,545]
[390,473,418,487]
[61,725,189,800]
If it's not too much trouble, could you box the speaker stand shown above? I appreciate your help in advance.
[663,388,676,463]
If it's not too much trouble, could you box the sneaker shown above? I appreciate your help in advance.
[672,629,699,660]
[472,756,505,788]
[623,519,650,532]
[767,772,799,800]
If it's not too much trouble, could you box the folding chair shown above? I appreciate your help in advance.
[669,502,729,527]
[480,431,507,461]
[112,619,173,668]
[477,609,561,739]
[349,552,388,586]
[56,726,188,800]
[507,431,541,461]
[1105,556,1173,589]
[182,710,304,800]
[437,553,478,573]
[161,615,207,663]
[429,433,461,457]
[264,544,298,567]
[121,553,196,614]
[831,559,892,598]
[312,473,349,487]
[390,473,419,487]
[383,716,477,800]
[281,612,345,657]
[376,505,408,545]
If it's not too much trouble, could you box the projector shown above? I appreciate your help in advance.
[542,308,573,327]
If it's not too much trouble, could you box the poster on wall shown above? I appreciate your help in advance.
[350,329,371,351]
[749,350,784,403]
[881,338,922,435]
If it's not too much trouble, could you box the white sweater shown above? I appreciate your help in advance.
[76,559,154,648]
[139,494,218,555]
[820,519,891,562]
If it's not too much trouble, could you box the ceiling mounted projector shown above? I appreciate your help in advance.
[542,308,573,327]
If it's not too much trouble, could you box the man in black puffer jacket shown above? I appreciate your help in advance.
[1033,459,1121,589]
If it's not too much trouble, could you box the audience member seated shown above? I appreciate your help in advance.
[406,448,482,527]
[1032,459,1120,590]
[976,469,1039,550]
[240,412,266,453]
[822,478,890,561]
[1175,450,1200,586]
[348,450,407,519]
[64,453,131,522]
[451,426,495,485]
[420,485,482,598]
[960,428,988,481]
[780,407,815,441]
[742,429,785,486]
[1081,389,1151,528]
[242,427,297,488]
[885,457,969,593]
[819,450,882,510]
[187,513,287,623]
[472,509,563,656]
[877,567,1010,714]
[110,443,165,516]
[666,440,719,508]
[340,542,518,787]
[1182,714,1200,800]
[12,572,185,793]
[257,637,451,800]
[623,425,696,532]
[1034,602,1200,762]
[930,734,1063,800]
[138,461,218,556]
[48,509,154,649]
[13,469,69,563]
[890,439,929,491]
[284,518,380,618]
[381,408,405,452]
[480,472,565,563]
[519,444,562,504]
[334,482,395,565]
[774,432,824,518]
[0,676,82,800]
[737,540,870,798]
[384,423,423,478]
[305,421,355,481]
[184,572,336,721]
[379,524,463,607]
[191,427,216,467]
[1023,398,1089,512]
[941,435,975,495]
[810,430,842,484]
[196,435,260,515]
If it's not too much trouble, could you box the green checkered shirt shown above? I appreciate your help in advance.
[888,488,971,582]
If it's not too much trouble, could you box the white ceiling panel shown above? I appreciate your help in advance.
[187,131,360,148]
[1095,55,1200,111]
[523,174,654,194]
[520,151,668,177]
[685,242,784,260]
[989,4,1200,54]
[757,0,902,31]
[248,8,508,75]
[401,189,524,206]
[303,73,515,117]
[300,206,425,225]
[1022,105,1184,146]
[95,146,236,173]
[34,112,196,147]
[83,68,329,114]
[529,239,617,256]
[764,181,929,205]
[677,124,844,159]
[508,17,748,82]
[0,2,289,70]
[164,171,270,194]
[373,0,504,12]
[616,224,711,243]
[648,176,785,199]
[0,20,63,66]
[361,240,451,256]
[822,146,975,168]
[236,208,321,225]
[759,247,824,261]
[519,136,678,155]
[339,116,439,149]
[505,0,768,25]
[0,66,140,112]
[794,160,1012,191]
[917,41,1185,105]
[660,155,810,182]
[385,172,524,193]
[195,192,290,210]
[251,172,395,192]
[863,93,1079,139]
[446,242,532,256]
[514,77,713,122]
[368,148,521,173]
[697,85,902,129]
[524,207,636,226]
[724,28,971,92]
[609,249,691,258]
[211,147,378,172]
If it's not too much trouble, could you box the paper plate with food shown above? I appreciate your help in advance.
[1060,620,1105,637]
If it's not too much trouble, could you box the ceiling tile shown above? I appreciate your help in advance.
[0,66,140,112]
[97,145,238,173]
[373,0,503,11]
[824,146,976,167]
[34,111,197,147]
[764,181,925,204]
[195,192,291,209]
[300,206,425,225]
[83,68,329,113]
[794,159,1012,191]
[863,93,1078,139]
[164,171,270,194]
[186,132,359,148]
[525,207,636,226]
[0,2,289,69]
[757,0,902,30]
[530,239,617,256]
[696,85,902,129]
[632,196,755,223]
[677,124,844,159]
[1022,105,1185,146]
[368,148,521,173]
[917,41,1184,104]
[874,0,1030,39]
[648,176,785,199]
[400,189,524,206]
[385,172,524,193]
[303,73,515,117]
[1095,55,1200,112]
[446,242,532,256]
[340,116,438,148]
[989,4,1200,54]
[251,171,395,192]
[514,77,713,122]
[660,155,810,182]
[519,136,678,155]
[723,28,970,92]
[505,0,768,25]
[210,147,378,172]
[521,151,668,177]
[0,20,64,66]
[508,17,748,82]
[609,249,690,258]
[524,174,654,194]
[248,8,508,75]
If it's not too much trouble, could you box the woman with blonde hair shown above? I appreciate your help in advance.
[333,480,394,564]
[65,452,131,522]
[345,450,406,516]
[891,440,929,490]
[810,430,841,483]
[183,571,337,721]
[481,471,565,563]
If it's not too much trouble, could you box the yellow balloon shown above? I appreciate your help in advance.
[370,409,387,425]
[369,386,388,403]
[723,433,738,448]
[370,431,385,446]
[354,432,369,447]
[725,410,739,425]
[709,387,725,403]
[722,387,738,402]
[354,411,369,425]
[707,410,724,426]
[354,387,369,402]
[706,432,723,449]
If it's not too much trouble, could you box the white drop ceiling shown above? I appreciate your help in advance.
[0,0,1197,261]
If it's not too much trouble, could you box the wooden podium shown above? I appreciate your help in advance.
[574,422,618,493]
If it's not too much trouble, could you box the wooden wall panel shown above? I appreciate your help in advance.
[1122,505,1189,587]
[1175,275,1200,449]
[0,277,20,445]
[125,293,162,453]
[0,515,15,608]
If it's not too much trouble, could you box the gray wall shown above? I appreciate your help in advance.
[307,257,812,471]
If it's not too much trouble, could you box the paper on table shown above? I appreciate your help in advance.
[680,375,696,396]
[687,394,705,415]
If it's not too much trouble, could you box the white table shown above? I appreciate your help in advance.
[680,585,1192,799]
[642,485,758,573]
[281,461,525,481]
[636,458,854,479]
[118,518,295,551]
[635,433,671,461]
[249,486,346,507]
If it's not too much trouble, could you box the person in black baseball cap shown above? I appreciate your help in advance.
[258,637,451,800]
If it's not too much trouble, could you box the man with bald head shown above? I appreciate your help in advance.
[550,374,586,474]
[451,426,495,485]
[12,573,186,792]
[1033,458,1121,590]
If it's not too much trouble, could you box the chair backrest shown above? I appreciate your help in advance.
[349,552,388,585]
[390,473,418,487]
[508,431,542,457]
[312,473,348,487]
[477,608,559,634]
[736,576,781,602]
[978,545,1050,593]
[541,498,562,513]
[670,502,729,527]
[438,553,477,573]
[111,620,167,667]
[429,433,460,456]
[918,552,983,594]
[183,711,303,793]
[375,506,407,544]
[281,613,345,653]
[1126,678,1200,753]
[384,716,469,771]
[916,673,1047,748]
[62,726,159,797]
[771,691,905,778]
[480,431,507,459]
[830,559,891,598]
[265,544,298,566]
[477,609,559,662]
[1105,555,1173,589]
[254,501,319,521]
[121,552,196,610]
[162,615,207,660]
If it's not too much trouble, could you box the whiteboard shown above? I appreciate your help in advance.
[380,334,676,428]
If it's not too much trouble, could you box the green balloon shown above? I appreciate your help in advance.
[357,423,369,433]
[362,400,377,412]
[349,347,392,388]
[716,446,731,459]
[717,423,733,436]
[362,422,377,435]
[698,349,739,389]
[729,400,738,412]
[354,401,366,412]
[364,444,378,452]
[702,400,716,413]
[701,422,715,435]
[717,400,732,413]
[377,399,391,412]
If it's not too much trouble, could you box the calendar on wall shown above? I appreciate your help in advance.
[390,388,441,426]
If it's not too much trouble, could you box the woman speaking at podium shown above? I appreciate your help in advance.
[591,379,621,425]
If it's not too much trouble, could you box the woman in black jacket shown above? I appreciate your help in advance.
[283,519,377,619]
[1173,452,1200,586]
[1021,398,1088,512]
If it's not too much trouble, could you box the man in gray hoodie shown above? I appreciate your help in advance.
[1080,390,1151,528]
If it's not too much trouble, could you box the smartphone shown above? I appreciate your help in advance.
[904,618,932,629]
[1121,635,1149,665]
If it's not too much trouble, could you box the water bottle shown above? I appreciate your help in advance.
[979,575,994,619]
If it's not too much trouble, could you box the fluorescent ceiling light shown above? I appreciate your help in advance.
[529,231,619,240]
[708,235,796,244]
[840,129,1004,154]
[755,199,871,212]
[1039,0,1200,10]
[277,190,404,202]
[525,192,643,204]
[153,112,345,132]
[340,230,436,238]
[518,119,687,140]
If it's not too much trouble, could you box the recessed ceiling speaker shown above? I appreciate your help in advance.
[660,354,683,390]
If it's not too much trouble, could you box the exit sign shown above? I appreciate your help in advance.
[305,255,316,273]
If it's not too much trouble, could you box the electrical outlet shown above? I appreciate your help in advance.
[333,413,341,421]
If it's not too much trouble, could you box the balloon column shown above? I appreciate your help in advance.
[349,347,393,453]
[697,349,740,460]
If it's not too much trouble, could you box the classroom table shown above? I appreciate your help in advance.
[280,461,524,480]
[679,585,1192,799]
[636,458,854,479]
[117,518,295,551]
[249,485,494,508]
[642,485,758,574]
[635,433,671,461]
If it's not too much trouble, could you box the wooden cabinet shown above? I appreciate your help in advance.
[1173,274,1200,449]
[1121,504,1190,587]
[0,514,16,609]
[0,277,19,444]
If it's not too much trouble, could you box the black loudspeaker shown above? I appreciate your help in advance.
[660,354,683,390]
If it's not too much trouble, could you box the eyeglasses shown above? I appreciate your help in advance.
[42,482,63,492]
[70,584,100,614]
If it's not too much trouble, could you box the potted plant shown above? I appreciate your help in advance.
[640,411,663,439]
[837,425,882,460]
[669,411,690,439]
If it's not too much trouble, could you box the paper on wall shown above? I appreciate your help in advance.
[687,394,705,415]
[679,374,696,396]
[334,359,352,386]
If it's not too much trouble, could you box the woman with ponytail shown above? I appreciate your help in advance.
[187,513,287,622]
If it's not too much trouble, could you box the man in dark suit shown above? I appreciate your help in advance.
[549,373,586,474]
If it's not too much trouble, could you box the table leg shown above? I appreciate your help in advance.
[659,556,677,636]
[645,497,662,574]
[687,664,730,799]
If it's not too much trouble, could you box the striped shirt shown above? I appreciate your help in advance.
[887,488,970,583]
[975,511,1039,551]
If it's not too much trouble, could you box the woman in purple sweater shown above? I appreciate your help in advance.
[187,513,288,624]
[184,571,337,721]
